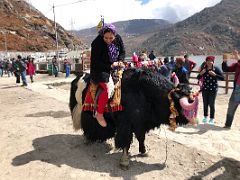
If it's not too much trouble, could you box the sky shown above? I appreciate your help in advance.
[30,0,221,30]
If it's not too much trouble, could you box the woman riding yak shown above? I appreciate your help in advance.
[70,23,199,169]
[90,23,125,127]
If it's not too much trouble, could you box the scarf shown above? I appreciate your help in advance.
[108,43,119,62]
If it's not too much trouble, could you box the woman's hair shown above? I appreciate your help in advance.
[99,23,116,36]
[176,57,184,65]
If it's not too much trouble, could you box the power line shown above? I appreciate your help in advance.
[44,0,95,14]
[55,0,95,8]
[44,7,53,15]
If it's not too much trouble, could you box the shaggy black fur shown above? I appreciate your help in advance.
[69,68,190,154]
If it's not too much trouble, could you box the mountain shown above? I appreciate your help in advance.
[0,0,86,52]
[142,0,240,56]
[72,19,171,55]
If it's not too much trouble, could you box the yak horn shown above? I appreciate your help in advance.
[179,97,197,111]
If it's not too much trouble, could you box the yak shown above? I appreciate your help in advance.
[69,68,198,169]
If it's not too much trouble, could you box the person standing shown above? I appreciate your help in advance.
[172,57,189,84]
[27,57,35,83]
[14,55,27,86]
[158,57,171,80]
[5,59,13,77]
[52,56,59,77]
[222,51,240,129]
[90,23,125,127]
[148,50,156,60]
[197,56,224,124]
[12,58,21,84]
[184,54,196,79]
[64,58,71,78]
[0,60,3,77]
[16,55,28,87]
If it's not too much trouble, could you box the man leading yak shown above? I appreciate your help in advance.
[90,23,125,127]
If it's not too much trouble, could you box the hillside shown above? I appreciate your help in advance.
[0,0,86,52]
[143,0,240,56]
[72,19,171,55]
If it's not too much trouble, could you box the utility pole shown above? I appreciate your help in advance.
[3,30,8,58]
[28,0,32,13]
[4,32,7,52]
[53,4,59,59]
[70,18,75,31]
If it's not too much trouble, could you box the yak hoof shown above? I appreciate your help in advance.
[139,147,148,156]
[139,151,148,157]
[119,156,129,170]
[120,164,129,171]
[83,138,92,145]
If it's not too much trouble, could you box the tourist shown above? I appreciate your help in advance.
[64,58,71,78]
[148,50,156,60]
[90,23,125,127]
[222,51,240,129]
[197,56,224,124]
[52,56,59,77]
[172,57,189,84]
[184,54,196,79]
[27,57,35,83]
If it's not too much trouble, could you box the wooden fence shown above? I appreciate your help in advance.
[35,62,235,94]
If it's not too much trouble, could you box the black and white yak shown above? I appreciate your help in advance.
[69,68,198,169]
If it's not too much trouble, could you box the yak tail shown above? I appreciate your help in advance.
[71,75,86,131]
[72,104,82,131]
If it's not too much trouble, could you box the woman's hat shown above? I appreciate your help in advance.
[206,56,215,62]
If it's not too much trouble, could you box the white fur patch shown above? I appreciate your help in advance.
[72,75,87,131]
[106,75,115,99]
[75,75,86,104]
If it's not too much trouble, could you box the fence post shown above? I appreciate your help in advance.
[225,72,229,94]
[36,63,39,71]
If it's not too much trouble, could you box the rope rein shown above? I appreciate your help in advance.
[167,89,179,131]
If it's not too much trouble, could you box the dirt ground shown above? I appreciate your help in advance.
[0,74,240,180]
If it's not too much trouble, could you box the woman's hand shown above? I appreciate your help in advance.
[199,69,206,75]
[233,50,239,60]
[111,62,118,68]
[208,70,216,76]
[111,61,125,69]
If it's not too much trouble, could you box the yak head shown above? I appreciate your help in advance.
[124,68,198,126]
[171,83,199,125]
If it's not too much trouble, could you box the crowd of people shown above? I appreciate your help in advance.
[0,55,36,86]
[0,55,72,87]
[47,55,72,78]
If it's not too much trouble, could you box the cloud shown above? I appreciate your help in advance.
[30,0,221,30]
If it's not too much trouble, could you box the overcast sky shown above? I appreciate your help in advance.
[30,0,221,30]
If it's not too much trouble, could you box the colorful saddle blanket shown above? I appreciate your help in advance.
[82,80,122,112]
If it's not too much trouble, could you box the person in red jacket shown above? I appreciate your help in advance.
[184,54,196,79]
[27,57,35,83]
